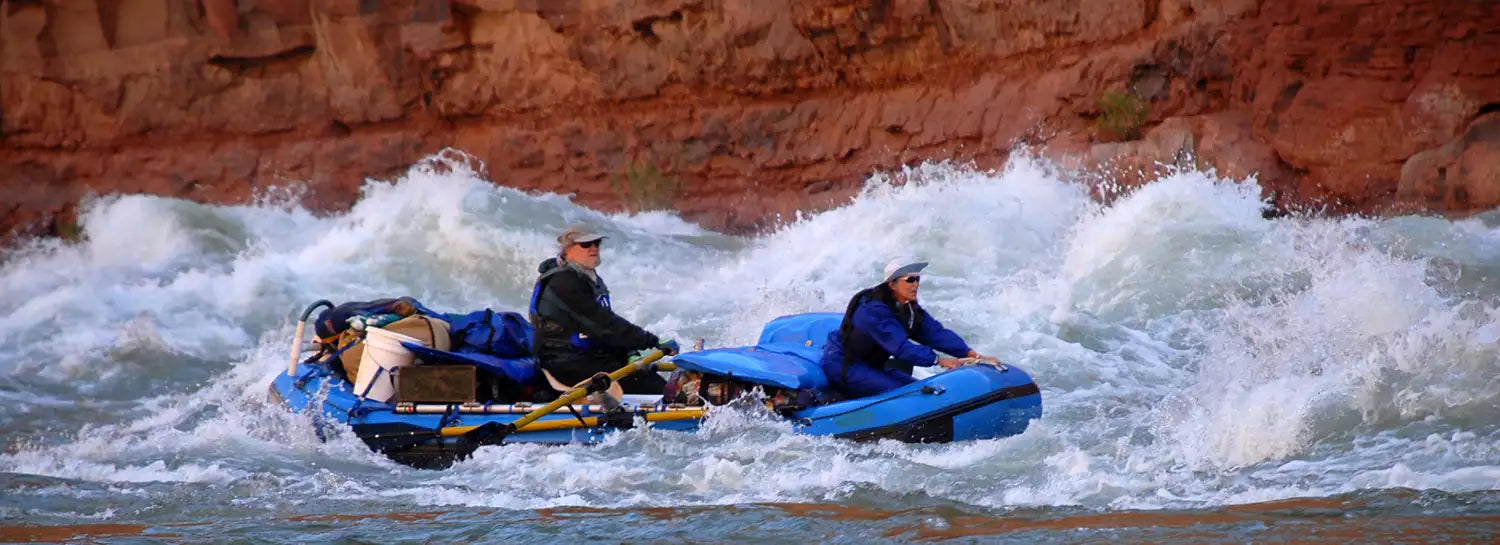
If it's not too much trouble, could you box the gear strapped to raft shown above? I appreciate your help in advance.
[301,296,554,405]
[660,368,819,414]
[447,308,534,358]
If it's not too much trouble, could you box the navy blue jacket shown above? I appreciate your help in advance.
[820,290,972,377]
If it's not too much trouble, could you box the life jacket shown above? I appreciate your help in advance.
[836,284,927,383]
[528,258,613,356]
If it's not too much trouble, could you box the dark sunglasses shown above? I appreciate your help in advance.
[577,240,602,249]
[901,275,921,284]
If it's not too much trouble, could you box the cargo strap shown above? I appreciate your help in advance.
[294,340,360,389]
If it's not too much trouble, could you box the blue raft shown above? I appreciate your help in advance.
[269,310,1042,469]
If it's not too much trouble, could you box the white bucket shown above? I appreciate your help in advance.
[352,326,424,402]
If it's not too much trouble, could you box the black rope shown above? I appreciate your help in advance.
[565,402,588,426]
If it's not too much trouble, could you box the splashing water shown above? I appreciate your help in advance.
[4,151,1500,539]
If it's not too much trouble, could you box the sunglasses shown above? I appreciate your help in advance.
[901,275,921,284]
[577,240,602,249]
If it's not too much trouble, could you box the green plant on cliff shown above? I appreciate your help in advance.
[55,219,81,242]
[1096,90,1148,141]
[613,158,683,213]
[49,213,83,242]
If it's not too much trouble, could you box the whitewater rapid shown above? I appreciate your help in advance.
[3,150,1499,522]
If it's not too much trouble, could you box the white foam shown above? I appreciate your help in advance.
[4,150,1500,512]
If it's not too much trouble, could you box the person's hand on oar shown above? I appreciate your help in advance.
[937,357,967,370]
[965,350,1001,365]
[962,350,1007,371]
[938,351,1003,370]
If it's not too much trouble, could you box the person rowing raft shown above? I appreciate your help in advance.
[528,223,679,395]
[820,258,1000,398]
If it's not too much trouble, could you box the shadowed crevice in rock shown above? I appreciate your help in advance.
[631,10,683,45]
[207,45,317,76]
[1266,81,1304,136]
[1463,113,1500,146]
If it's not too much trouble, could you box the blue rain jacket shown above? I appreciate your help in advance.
[819,291,972,398]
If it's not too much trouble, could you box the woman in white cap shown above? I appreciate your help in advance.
[819,258,998,398]
[529,223,678,394]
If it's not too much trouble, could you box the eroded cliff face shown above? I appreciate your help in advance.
[3,0,1498,241]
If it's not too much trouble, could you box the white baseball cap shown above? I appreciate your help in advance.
[883,257,928,283]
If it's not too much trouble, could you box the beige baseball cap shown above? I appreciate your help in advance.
[558,223,606,248]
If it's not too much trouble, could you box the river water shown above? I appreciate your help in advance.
[3,152,1499,543]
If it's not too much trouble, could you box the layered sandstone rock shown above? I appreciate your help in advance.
[2,0,1498,242]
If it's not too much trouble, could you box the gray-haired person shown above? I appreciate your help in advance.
[528,223,678,394]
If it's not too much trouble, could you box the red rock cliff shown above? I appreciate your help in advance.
[3,0,1498,241]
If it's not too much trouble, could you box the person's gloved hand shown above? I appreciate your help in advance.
[657,339,680,356]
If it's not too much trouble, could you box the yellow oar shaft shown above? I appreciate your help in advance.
[642,409,703,422]
[439,408,708,436]
[507,351,668,431]
[511,417,601,432]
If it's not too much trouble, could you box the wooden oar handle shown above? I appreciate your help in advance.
[287,320,307,376]
[287,300,333,377]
